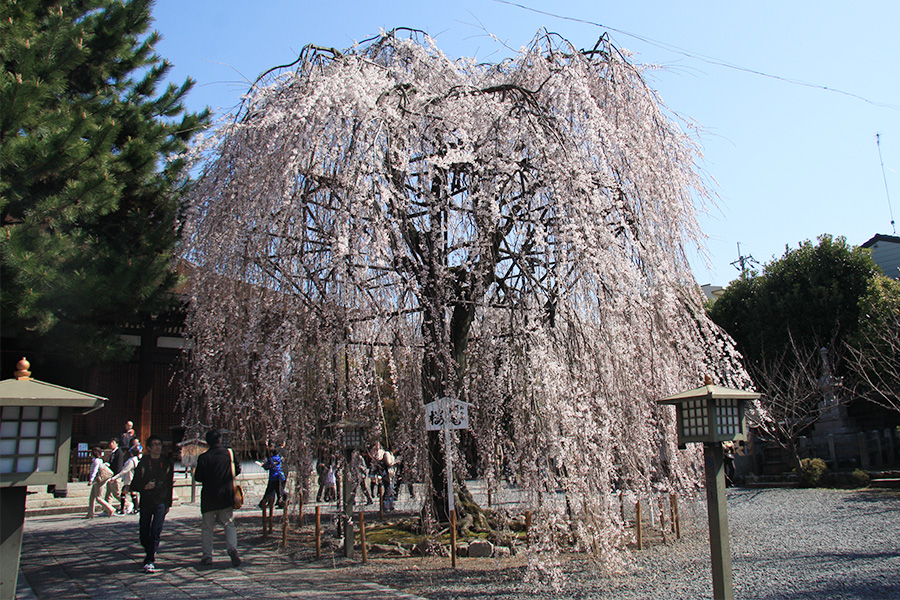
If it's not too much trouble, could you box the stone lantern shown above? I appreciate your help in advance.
[1,358,106,600]
[327,419,370,558]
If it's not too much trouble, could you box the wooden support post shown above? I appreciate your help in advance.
[262,499,273,540]
[360,511,367,563]
[671,494,681,539]
[635,500,643,550]
[525,510,532,545]
[297,491,303,529]
[315,506,321,559]
[659,496,667,536]
[282,498,289,549]
[450,508,457,568]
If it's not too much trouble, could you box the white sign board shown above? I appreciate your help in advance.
[424,397,470,431]
[423,397,472,514]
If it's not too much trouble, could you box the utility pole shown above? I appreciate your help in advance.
[730,242,758,278]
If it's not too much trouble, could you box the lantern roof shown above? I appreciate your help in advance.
[326,419,369,430]
[1,378,106,414]
[658,383,759,405]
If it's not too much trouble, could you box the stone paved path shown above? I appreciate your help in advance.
[18,504,428,600]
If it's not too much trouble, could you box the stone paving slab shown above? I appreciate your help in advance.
[18,504,428,600]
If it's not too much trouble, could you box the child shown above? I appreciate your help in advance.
[258,444,286,508]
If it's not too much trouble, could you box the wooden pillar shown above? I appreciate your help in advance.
[360,511,367,563]
[315,506,321,559]
[635,500,643,550]
[525,510,532,545]
[450,509,457,568]
[138,326,156,441]
[282,499,289,548]
[670,494,681,539]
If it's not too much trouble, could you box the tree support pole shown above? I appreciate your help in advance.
[315,506,321,559]
[704,442,734,600]
[343,451,354,558]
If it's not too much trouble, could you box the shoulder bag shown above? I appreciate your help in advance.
[229,448,243,509]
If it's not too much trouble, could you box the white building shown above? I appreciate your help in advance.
[861,233,900,279]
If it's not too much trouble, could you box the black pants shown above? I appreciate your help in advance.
[262,478,285,505]
[139,502,167,564]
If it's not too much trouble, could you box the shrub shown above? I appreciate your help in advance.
[823,469,871,489]
[851,469,871,488]
[797,458,828,487]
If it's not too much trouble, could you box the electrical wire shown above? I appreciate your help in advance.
[492,0,900,111]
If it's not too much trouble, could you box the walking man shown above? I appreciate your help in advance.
[194,428,241,567]
[129,435,174,573]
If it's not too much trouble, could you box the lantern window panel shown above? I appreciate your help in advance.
[681,399,709,438]
[1,404,61,474]
[716,398,742,437]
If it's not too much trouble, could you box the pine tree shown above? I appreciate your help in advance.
[0,0,209,361]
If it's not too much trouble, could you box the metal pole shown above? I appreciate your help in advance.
[704,442,734,600]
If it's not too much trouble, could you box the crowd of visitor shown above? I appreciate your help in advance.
[80,421,406,573]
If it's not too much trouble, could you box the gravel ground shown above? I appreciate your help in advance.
[348,488,900,600]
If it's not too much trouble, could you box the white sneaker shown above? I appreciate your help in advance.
[143,563,155,573]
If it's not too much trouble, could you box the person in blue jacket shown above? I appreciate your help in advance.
[259,443,286,509]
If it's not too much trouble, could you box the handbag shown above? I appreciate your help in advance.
[229,448,243,509]
[98,463,114,483]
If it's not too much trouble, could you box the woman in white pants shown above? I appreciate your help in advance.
[84,446,116,518]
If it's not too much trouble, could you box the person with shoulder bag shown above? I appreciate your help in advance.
[109,445,142,514]
[85,446,116,518]
[194,428,242,567]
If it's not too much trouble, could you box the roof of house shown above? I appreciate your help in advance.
[861,233,900,248]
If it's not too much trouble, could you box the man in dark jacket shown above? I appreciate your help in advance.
[129,435,174,573]
[194,428,241,566]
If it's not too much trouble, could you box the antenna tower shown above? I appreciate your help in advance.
[876,133,896,235]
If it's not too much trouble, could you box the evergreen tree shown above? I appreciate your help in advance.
[707,234,882,370]
[0,0,209,361]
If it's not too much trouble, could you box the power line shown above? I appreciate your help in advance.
[492,0,900,111]
[876,133,897,235]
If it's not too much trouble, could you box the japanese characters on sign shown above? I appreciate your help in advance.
[424,396,470,431]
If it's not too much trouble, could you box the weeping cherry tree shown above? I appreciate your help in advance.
[180,29,749,560]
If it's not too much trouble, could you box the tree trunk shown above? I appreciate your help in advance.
[422,296,477,523]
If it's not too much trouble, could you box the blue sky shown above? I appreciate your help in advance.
[151,0,900,286]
